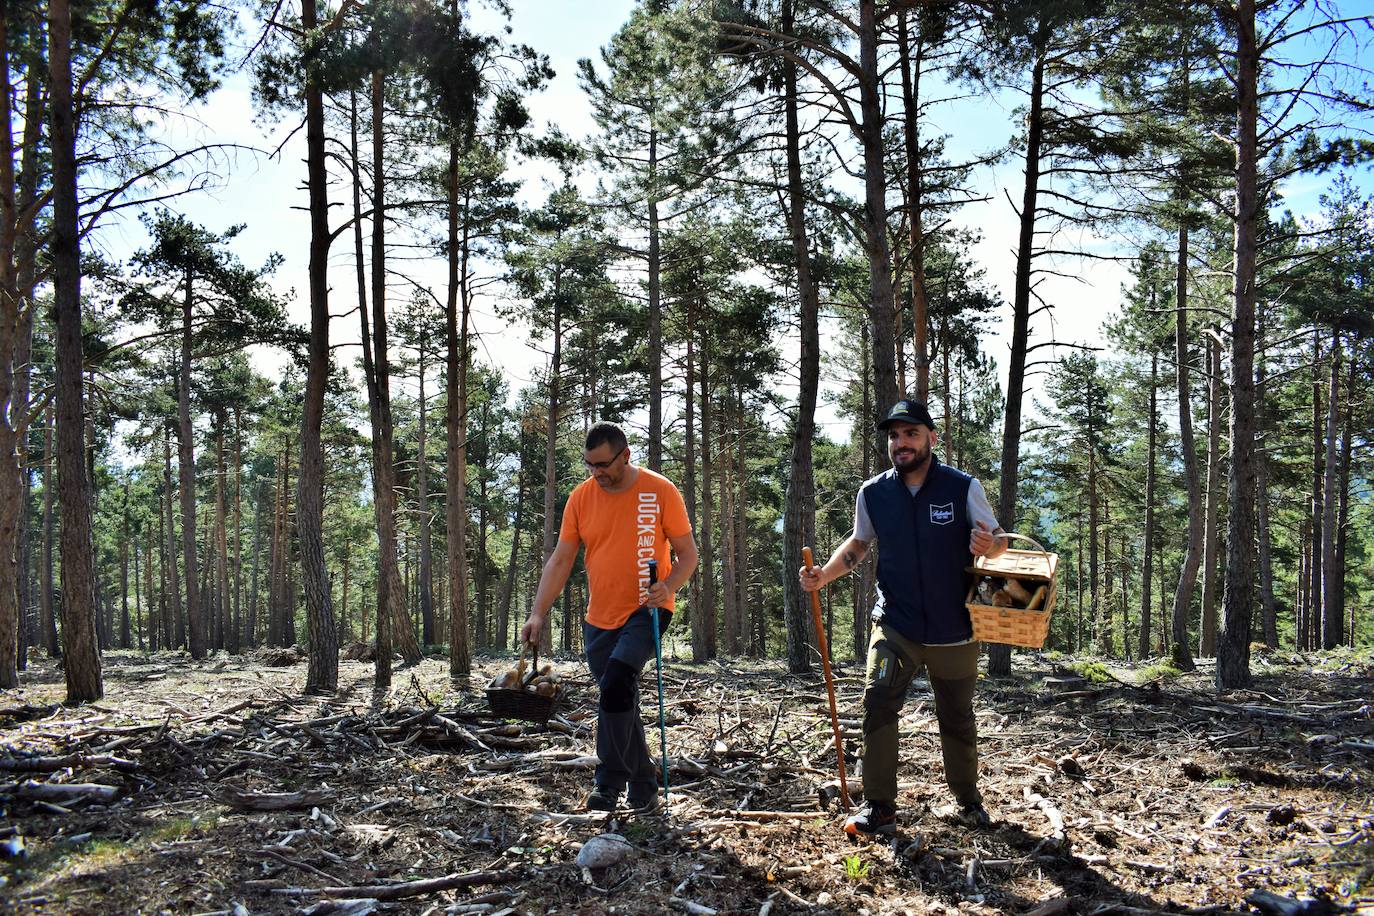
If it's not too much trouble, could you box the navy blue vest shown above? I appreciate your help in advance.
[861,458,974,644]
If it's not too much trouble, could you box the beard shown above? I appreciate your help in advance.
[891,441,931,474]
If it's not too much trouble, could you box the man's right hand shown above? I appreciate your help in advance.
[519,610,546,648]
[798,565,824,593]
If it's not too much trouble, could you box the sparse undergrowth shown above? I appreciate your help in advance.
[0,649,1369,915]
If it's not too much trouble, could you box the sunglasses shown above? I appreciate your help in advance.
[584,448,627,471]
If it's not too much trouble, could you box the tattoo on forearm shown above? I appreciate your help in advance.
[843,550,858,569]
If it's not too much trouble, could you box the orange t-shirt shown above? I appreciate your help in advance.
[558,467,693,630]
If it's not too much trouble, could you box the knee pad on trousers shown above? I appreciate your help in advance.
[599,659,638,713]
[862,686,902,732]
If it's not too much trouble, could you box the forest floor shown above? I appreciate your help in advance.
[0,645,1371,916]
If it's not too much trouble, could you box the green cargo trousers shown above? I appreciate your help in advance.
[860,622,981,808]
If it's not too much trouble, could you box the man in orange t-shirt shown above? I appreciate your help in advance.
[520,422,698,813]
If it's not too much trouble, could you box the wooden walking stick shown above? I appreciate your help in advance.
[803,546,852,810]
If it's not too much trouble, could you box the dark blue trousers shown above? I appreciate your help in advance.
[583,607,670,800]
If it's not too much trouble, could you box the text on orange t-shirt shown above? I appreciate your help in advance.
[558,467,693,630]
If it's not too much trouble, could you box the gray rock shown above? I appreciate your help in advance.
[575,832,634,869]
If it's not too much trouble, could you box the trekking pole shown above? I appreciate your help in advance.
[647,560,670,804]
[803,546,852,810]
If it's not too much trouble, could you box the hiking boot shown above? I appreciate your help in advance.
[585,785,621,812]
[844,800,898,837]
[936,801,991,829]
[626,791,662,815]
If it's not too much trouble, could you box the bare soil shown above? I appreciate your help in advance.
[0,647,1370,915]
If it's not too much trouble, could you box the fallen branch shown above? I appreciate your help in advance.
[254,847,344,883]
[9,780,121,804]
[271,868,520,901]
[0,753,137,773]
[221,788,333,811]
[697,809,820,821]
[1023,785,1065,841]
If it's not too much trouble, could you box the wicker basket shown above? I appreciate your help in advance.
[965,533,1058,648]
[485,645,562,723]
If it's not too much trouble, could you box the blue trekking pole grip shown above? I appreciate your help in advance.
[647,560,669,803]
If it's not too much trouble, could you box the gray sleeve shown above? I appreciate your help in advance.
[854,488,875,543]
[967,478,1001,532]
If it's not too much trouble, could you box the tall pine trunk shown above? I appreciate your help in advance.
[991,27,1048,677]
[119,482,131,648]
[365,67,421,670]
[163,431,184,649]
[1216,0,1259,689]
[697,339,716,660]
[230,408,243,653]
[898,11,929,402]
[247,477,264,649]
[214,419,231,652]
[1138,353,1157,657]
[858,0,898,416]
[49,0,101,701]
[1307,330,1323,647]
[685,335,697,646]
[647,124,662,473]
[144,532,157,651]
[475,397,490,649]
[40,412,57,656]
[10,12,40,673]
[855,323,873,662]
[497,462,525,651]
[177,272,204,659]
[1319,330,1341,648]
[1199,331,1222,656]
[1255,306,1279,647]
[1090,448,1104,654]
[0,8,21,686]
[782,0,820,675]
[540,287,561,655]
[445,162,472,678]
[298,0,339,692]
[1169,225,1200,672]
[1336,355,1354,645]
[417,346,434,646]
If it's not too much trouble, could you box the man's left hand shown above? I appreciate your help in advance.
[646,581,672,608]
[970,520,1005,557]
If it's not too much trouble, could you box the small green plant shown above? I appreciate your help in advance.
[622,821,652,842]
[843,854,870,880]
[147,815,212,843]
[75,838,130,866]
[1070,660,1113,684]
[1135,660,1181,683]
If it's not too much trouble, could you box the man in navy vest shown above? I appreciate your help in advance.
[800,398,1007,836]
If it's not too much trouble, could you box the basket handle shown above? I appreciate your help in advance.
[998,532,1049,554]
[518,644,540,688]
[974,531,1051,567]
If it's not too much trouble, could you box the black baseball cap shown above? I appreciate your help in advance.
[877,398,936,430]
